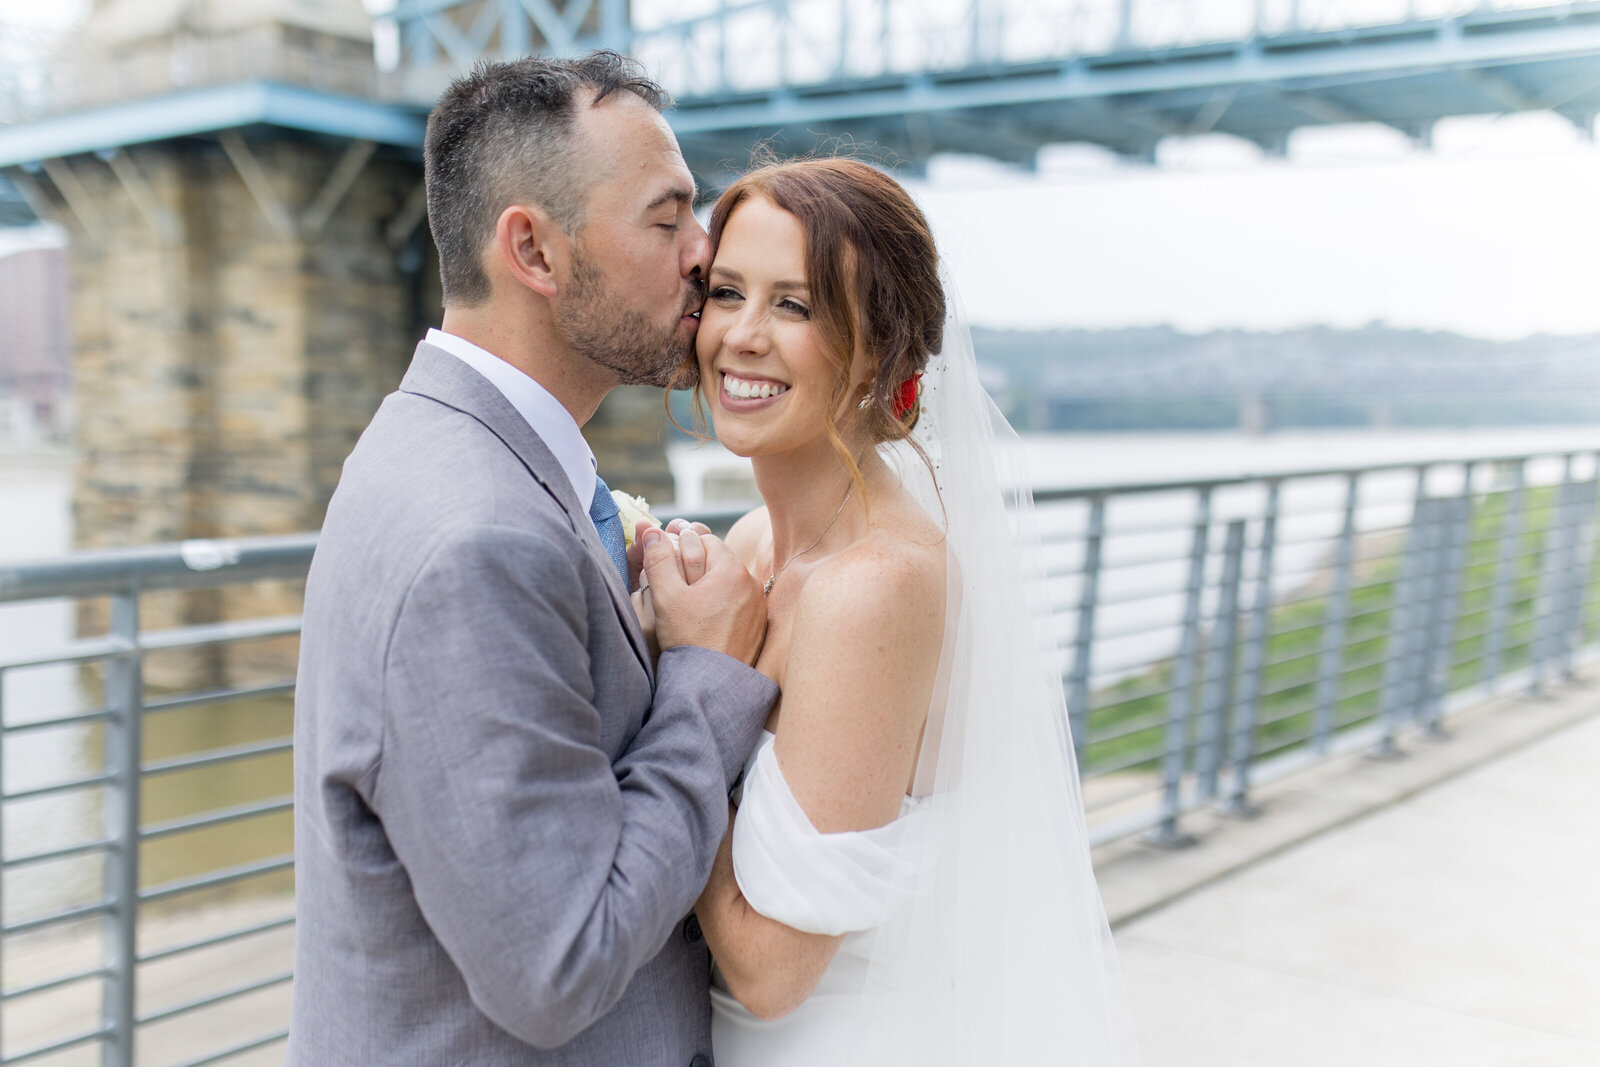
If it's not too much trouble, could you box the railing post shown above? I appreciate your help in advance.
[1146,487,1211,848]
[1483,458,1525,689]
[1530,456,1576,694]
[1313,473,1358,755]
[1375,469,1429,759]
[1065,495,1106,764]
[101,590,142,1067]
[1226,482,1279,814]
[1420,488,1472,736]
[1553,459,1588,672]
[1405,496,1446,726]
[1197,520,1246,803]
[1560,466,1600,678]
[1549,459,1590,680]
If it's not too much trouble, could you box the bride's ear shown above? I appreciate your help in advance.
[850,344,878,405]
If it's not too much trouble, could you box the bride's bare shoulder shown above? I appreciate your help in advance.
[801,515,946,639]
[724,505,771,573]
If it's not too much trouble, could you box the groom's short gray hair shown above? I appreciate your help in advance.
[424,51,670,307]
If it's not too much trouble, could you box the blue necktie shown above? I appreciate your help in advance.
[589,475,630,592]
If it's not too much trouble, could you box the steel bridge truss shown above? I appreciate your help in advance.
[388,0,1600,176]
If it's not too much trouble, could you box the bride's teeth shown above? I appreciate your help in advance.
[724,373,788,400]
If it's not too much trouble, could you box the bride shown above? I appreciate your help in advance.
[643,157,1136,1064]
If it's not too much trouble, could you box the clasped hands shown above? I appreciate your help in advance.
[628,519,767,667]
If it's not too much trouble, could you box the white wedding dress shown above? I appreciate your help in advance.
[710,731,926,1065]
[708,280,1138,1066]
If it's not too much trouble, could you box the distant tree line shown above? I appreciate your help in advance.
[970,324,1600,433]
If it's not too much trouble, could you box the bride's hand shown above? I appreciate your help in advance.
[630,586,661,665]
[667,519,714,584]
[629,521,703,666]
[626,520,661,589]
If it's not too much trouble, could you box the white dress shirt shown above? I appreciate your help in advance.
[424,328,597,510]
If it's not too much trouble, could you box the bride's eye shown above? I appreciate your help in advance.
[710,286,742,303]
[778,298,811,319]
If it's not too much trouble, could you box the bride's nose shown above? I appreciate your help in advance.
[722,305,770,357]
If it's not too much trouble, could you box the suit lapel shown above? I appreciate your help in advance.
[398,343,652,673]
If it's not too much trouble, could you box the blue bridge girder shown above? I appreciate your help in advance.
[388,0,1600,179]
[2,1,1599,207]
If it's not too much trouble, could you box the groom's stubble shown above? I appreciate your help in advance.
[558,238,705,390]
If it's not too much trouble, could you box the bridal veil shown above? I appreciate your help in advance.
[858,276,1141,1065]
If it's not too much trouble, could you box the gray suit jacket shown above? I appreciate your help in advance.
[288,342,777,1066]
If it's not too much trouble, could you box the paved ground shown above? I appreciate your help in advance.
[1109,690,1600,1066]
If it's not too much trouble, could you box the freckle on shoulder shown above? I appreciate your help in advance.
[814,532,945,610]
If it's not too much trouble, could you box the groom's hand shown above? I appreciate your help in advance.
[642,527,767,666]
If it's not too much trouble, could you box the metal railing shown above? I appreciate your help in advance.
[2,448,1598,1064]
[620,0,1584,99]
[381,0,1593,101]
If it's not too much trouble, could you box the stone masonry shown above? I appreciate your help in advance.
[61,133,430,687]
[32,2,676,686]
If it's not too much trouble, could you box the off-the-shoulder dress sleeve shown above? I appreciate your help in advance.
[729,733,924,937]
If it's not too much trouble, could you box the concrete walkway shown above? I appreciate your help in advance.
[1109,692,1600,1066]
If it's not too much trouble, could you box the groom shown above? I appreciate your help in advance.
[288,54,778,1066]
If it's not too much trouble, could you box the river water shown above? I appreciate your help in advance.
[4,425,1598,921]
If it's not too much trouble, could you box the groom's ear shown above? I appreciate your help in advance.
[494,203,564,300]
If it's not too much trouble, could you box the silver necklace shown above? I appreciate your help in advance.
[765,484,857,596]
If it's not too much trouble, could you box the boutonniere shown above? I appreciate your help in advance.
[612,490,663,549]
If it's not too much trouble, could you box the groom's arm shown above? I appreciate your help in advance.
[371,524,777,1049]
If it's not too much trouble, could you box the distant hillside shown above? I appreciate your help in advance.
[969,325,1600,432]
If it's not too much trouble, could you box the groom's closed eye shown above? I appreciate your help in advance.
[644,185,695,222]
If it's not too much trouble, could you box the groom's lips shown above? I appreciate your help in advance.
[681,293,705,325]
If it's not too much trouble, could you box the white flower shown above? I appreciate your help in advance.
[612,490,662,549]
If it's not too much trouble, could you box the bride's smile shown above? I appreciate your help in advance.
[695,195,866,461]
[719,370,790,404]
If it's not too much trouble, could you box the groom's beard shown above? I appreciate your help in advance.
[559,247,704,389]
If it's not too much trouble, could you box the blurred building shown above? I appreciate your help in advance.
[0,243,71,446]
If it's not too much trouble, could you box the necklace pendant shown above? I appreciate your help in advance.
[763,575,776,596]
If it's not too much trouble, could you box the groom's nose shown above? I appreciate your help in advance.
[681,212,711,281]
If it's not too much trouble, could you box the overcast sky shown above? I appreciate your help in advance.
[908,113,1600,339]
[3,0,1596,340]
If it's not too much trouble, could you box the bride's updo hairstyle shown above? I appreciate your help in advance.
[705,156,946,490]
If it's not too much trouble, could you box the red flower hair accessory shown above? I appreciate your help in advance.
[892,373,923,419]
